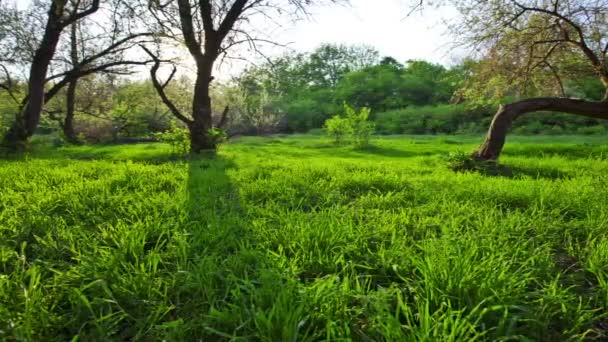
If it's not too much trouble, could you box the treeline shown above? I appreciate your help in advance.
[2,43,607,144]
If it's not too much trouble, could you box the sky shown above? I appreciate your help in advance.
[210,0,464,78]
[268,0,462,64]
[11,0,466,79]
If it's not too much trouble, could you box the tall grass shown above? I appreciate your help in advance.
[1,135,607,340]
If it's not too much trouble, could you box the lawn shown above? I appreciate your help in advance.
[1,134,608,341]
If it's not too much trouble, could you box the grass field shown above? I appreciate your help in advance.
[1,134,608,341]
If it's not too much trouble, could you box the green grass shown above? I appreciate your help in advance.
[1,134,608,340]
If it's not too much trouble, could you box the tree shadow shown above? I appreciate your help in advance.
[351,144,434,158]
[270,143,434,159]
[478,163,574,180]
[0,143,183,165]
[167,153,285,339]
[503,144,608,160]
[184,154,249,253]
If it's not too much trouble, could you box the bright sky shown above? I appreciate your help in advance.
[210,0,464,78]
[12,0,465,79]
[269,0,462,64]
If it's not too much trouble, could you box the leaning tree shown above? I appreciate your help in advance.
[143,0,343,153]
[449,0,608,160]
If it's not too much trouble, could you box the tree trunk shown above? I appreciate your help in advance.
[63,79,81,144]
[1,7,63,150]
[62,22,81,145]
[189,64,215,153]
[473,97,608,160]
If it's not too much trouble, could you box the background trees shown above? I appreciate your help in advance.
[0,0,607,152]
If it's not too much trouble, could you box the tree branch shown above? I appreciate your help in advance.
[140,45,192,125]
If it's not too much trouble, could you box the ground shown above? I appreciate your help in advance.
[1,134,608,341]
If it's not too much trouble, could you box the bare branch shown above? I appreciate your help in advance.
[140,44,192,125]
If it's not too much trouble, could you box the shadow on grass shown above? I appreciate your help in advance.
[351,144,433,158]
[503,144,608,160]
[477,164,574,180]
[167,152,286,339]
[269,143,434,160]
[0,143,185,165]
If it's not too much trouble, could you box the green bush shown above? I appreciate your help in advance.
[324,115,352,144]
[154,123,190,155]
[576,125,606,135]
[324,104,375,146]
[208,127,228,145]
[345,105,375,147]
[374,104,491,135]
[375,105,608,136]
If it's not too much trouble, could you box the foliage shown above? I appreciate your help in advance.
[345,104,375,147]
[153,123,190,155]
[207,127,228,145]
[375,104,492,135]
[375,105,608,136]
[324,115,352,144]
[324,104,375,146]
[443,150,498,173]
[1,135,608,340]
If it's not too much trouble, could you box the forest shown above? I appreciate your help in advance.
[1,0,608,340]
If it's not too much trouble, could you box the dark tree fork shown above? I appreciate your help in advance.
[144,0,339,153]
[144,0,250,153]
[462,0,608,160]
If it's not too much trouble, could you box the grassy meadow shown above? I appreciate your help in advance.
[1,134,608,341]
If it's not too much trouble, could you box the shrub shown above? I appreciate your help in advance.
[324,115,352,144]
[345,104,375,147]
[208,127,228,145]
[444,151,497,173]
[154,123,190,155]
[577,125,606,135]
[324,104,375,146]
[374,104,491,135]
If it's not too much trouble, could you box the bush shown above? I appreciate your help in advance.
[208,127,228,145]
[154,123,190,155]
[576,125,606,135]
[324,104,375,146]
[444,151,496,173]
[374,104,491,135]
[324,115,352,144]
[345,105,375,147]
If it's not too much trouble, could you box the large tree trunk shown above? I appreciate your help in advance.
[189,64,215,153]
[1,7,63,150]
[473,97,608,160]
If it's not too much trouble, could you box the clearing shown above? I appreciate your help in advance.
[1,135,608,340]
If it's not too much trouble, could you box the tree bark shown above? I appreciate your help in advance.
[63,79,80,144]
[62,22,81,145]
[189,63,215,153]
[2,10,63,149]
[473,97,608,160]
[1,0,100,150]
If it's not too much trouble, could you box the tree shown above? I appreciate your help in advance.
[305,43,379,88]
[334,59,457,112]
[449,0,608,160]
[142,8,344,153]
[0,0,153,147]
[0,0,101,149]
